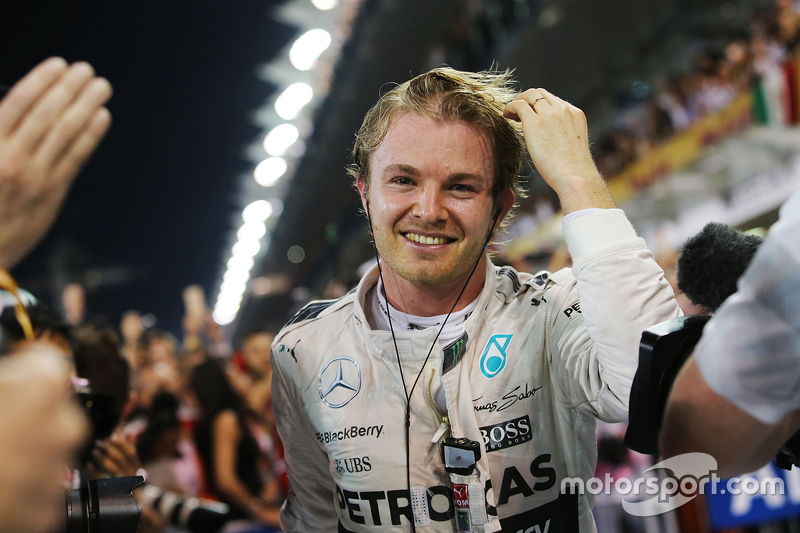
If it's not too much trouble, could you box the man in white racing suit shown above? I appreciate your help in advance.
[270,68,681,532]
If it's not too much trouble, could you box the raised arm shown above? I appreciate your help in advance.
[661,356,800,477]
[505,89,679,419]
[0,57,112,268]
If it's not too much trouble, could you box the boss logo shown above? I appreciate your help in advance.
[480,415,532,452]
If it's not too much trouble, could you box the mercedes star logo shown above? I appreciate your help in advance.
[318,357,362,408]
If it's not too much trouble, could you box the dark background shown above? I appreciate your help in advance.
[0,1,293,334]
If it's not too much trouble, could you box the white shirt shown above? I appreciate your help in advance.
[696,188,800,425]
[369,277,478,411]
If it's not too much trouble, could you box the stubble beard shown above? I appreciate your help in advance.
[373,228,486,288]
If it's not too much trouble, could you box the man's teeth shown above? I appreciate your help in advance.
[406,233,447,245]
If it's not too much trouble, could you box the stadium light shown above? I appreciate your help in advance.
[263,125,299,157]
[289,29,332,71]
[275,83,313,120]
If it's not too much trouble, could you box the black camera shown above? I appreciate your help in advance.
[62,476,145,533]
[624,315,710,455]
[625,315,800,470]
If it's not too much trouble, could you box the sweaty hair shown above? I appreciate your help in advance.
[349,66,527,227]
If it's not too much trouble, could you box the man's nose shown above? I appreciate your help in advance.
[412,187,447,225]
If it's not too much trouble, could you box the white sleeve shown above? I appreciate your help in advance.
[561,207,603,228]
[548,209,682,421]
[695,190,800,425]
[271,348,339,532]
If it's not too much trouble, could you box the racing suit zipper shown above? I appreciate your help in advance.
[427,364,450,443]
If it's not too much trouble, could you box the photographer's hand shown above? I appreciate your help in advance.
[90,430,142,478]
[0,343,89,533]
[0,57,112,268]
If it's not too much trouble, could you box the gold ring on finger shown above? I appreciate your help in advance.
[531,96,545,110]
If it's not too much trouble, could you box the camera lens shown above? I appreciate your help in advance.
[62,476,144,533]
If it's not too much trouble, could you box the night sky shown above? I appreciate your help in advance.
[0,1,295,335]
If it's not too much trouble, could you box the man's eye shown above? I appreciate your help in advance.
[392,177,413,185]
[451,184,474,193]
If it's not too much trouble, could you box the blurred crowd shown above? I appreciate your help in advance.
[62,285,289,532]
[594,0,800,178]
[428,0,800,180]
[2,279,285,532]
[0,278,288,532]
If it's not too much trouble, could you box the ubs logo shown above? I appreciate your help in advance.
[334,456,372,475]
[318,357,361,408]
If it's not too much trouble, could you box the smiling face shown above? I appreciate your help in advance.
[358,113,511,289]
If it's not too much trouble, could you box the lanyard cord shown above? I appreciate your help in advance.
[365,200,499,532]
[0,267,33,341]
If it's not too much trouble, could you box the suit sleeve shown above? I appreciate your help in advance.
[271,346,339,532]
[546,208,682,421]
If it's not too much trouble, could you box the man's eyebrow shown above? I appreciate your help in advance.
[382,163,420,176]
[447,172,485,182]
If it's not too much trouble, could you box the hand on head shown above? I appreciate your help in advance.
[504,88,615,213]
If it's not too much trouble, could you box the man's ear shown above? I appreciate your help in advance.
[493,189,515,232]
[356,175,369,212]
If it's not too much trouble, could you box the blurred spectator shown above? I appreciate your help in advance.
[132,329,182,412]
[0,345,88,533]
[62,283,86,326]
[0,296,73,358]
[190,359,282,529]
[235,330,288,497]
[120,309,144,370]
[72,325,132,456]
[236,330,274,415]
[136,391,185,494]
